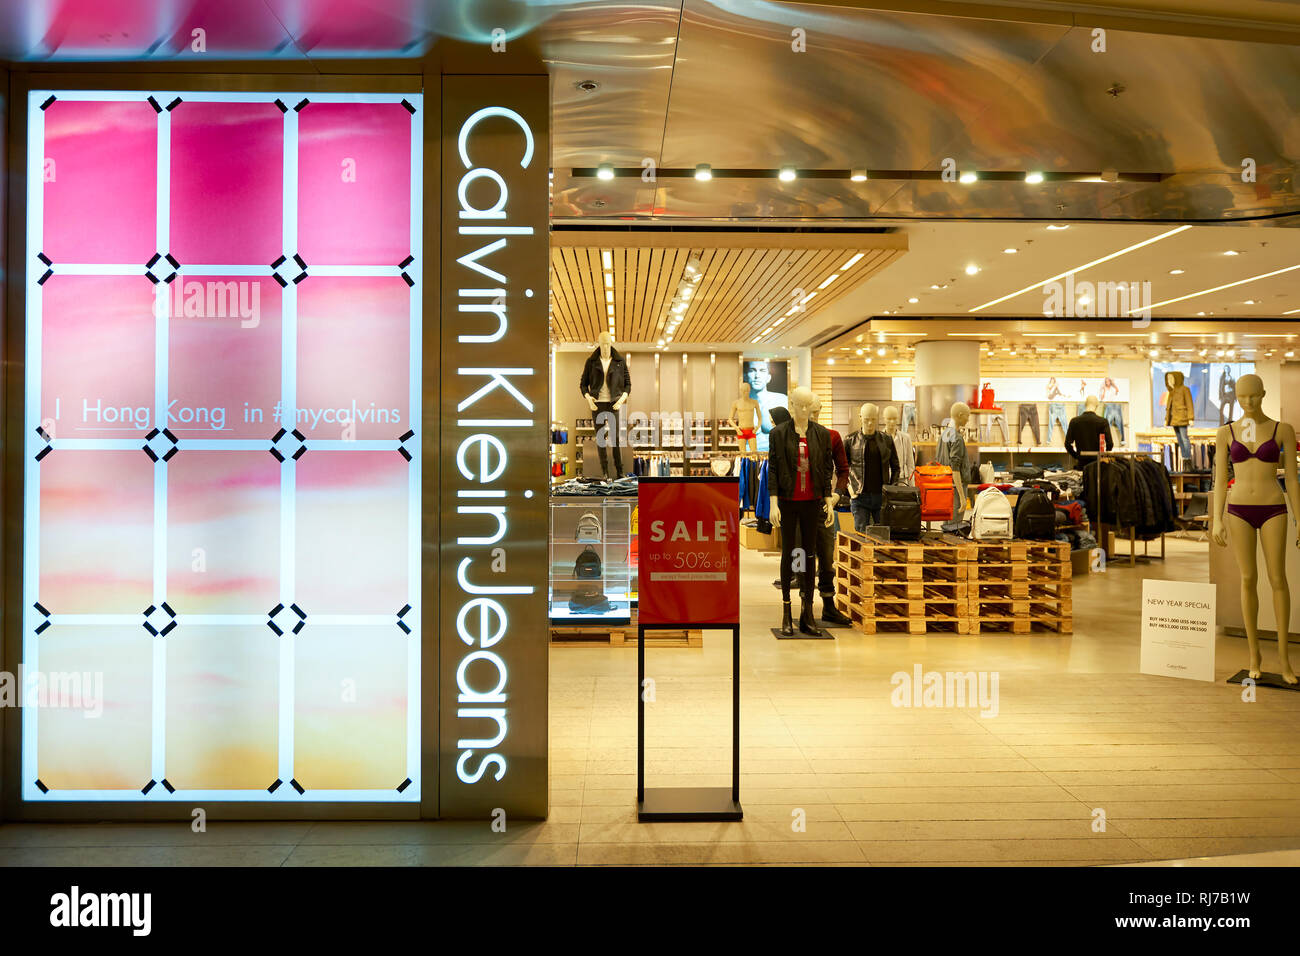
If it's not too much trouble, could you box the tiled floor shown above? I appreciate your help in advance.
[4,537,1300,866]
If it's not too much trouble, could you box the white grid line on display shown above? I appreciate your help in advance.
[22,89,422,803]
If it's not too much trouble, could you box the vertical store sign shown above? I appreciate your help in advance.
[638,478,740,626]
[440,76,550,817]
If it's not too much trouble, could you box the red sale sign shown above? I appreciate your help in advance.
[637,478,740,626]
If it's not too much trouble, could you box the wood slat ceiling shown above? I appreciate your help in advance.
[549,232,907,345]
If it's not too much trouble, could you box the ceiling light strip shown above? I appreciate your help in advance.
[968,225,1191,313]
[1130,264,1300,314]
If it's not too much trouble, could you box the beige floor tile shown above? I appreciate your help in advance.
[0,845,295,866]
[282,843,578,866]
[576,841,865,865]
[855,838,1147,863]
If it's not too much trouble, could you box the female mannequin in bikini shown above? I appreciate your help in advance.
[1212,374,1300,683]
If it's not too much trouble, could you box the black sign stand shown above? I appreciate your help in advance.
[637,621,742,821]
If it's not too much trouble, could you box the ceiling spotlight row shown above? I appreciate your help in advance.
[658,258,703,347]
[589,166,1154,184]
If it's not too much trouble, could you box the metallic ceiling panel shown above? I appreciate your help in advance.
[265,0,430,57]
[542,0,682,168]
[872,178,1155,219]
[663,0,1071,170]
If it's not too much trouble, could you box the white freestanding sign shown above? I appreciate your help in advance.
[1140,580,1216,682]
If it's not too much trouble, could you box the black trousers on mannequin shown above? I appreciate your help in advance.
[779,498,821,602]
[594,401,624,477]
[816,517,837,602]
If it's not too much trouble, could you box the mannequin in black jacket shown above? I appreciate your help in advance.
[579,332,631,477]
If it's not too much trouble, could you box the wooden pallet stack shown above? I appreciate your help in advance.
[966,539,1072,634]
[550,606,703,648]
[834,532,974,634]
[834,531,1072,635]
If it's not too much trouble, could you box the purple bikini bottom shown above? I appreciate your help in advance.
[1226,503,1288,530]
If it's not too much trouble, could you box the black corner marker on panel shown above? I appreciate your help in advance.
[146,253,161,269]
[398,447,412,462]
[292,271,307,284]
[146,272,160,285]
[293,253,306,270]
[163,427,178,443]
[161,601,175,617]
[142,780,156,795]
[166,97,182,112]
[290,603,306,619]
[35,779,49,793]
[269,447,285,462]
[145,427,160,440]
[143,446,159,462]
[290,779,305,795]
[291,428,305,442]
[270,603,285,617]
[270,255,287,270]
[397,618,411,634]
[397,778,412,793]
[162,779,176,793]
[162,446,178,462]
[35,445,52,462]
[401,99,416,115]
[271,428,287,443]
[274,98,288,113]
[294,98,310,112]
[147,96,161,113]
[160,621,177,637]
[273,273,288,288]
[35,425,49,441]
[165,253,180,270]
[37,269,53,285]
[267,619,283,636]
[40,95,56,111]
[268,778,282,793]
[399,429,415,442]
[37,251,51,266]
[401,272,414,288]
[34,601,50,617]
[398,255,414,269]
[35,621,51,635]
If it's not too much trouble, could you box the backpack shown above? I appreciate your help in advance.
[574,546,603,578]
[914,464,955,522]
[575,511,602,543]
[880,484,922,539]
[1013,487,1056,540]
[971,487,1014,540]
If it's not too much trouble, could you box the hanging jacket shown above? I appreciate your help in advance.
[580,347,631,401]
[844,429,900,499]
[1164,370,1194,427]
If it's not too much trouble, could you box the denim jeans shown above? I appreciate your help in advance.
[1103,404,1125,443]
[901,403,917,433]
[1173,424,1192,462]
[1047,402,1070,444]
[851,492,883,531]
[985,414,1009,443]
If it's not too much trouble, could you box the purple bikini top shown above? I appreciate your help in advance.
[1228,421,1280,464]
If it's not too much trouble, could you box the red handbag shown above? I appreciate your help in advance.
[979,383,995,409]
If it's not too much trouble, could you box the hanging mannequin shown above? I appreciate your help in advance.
[1064,396,1114,469]
[1212,374,1299,684]
[936,402,972,520]
[730,382,761,456]
[769,386,837,636]
[882,405,914,484]
[579,332,631,478]
[846,402,900,531]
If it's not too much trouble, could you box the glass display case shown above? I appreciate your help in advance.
[550,498,634,623]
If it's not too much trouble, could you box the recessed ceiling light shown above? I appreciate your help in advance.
[1169,269,1184,275]
[1196,311,1205,316]
[694,163,712,181]
[779,166,796,182]
[596,163,614,181]
[1003,248,1018,254]
[1287,350,1296,357]
[850,167,867,182]
[876,346,886,356]
[965,264,980,275]
[1024,171,1044,184]
[1223,250,1239,256]
[959,171,978,184]
[1047,224,1069,231]
[828,357,836,364]
[1244,300,1257,305]
[841,253,864,269]
[908,297,919,303]
[930,284,941,290]
[817,274,839,290]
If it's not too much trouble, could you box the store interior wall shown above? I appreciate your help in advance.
[0,67,7,821]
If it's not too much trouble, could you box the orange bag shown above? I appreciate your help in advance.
[914,464,955,521]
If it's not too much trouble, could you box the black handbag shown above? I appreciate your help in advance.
[881,483,922,539]
[574,546,603,579]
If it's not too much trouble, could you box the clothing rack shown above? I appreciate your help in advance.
[1079,449,1167,567]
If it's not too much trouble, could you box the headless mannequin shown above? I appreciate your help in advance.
[771,387,837,636]
[1065,396,1113,468]
[937,402,972,520]
[730,382,761,455]
[583,331,629,477]
[1211,374,1300,684]
[810,398,852,626]
[883,405,914,483]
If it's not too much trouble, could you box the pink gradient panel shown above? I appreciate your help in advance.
[167,452,280,614]
[42,99,157,264]
[166,626,280,790]
[170,101,283,265]
[37,626,153,790]
[39,451,154,614]
[168,276,282,439]
[41,276,156,439]
[297,102,411,265]
[296,277,409,439]
[295,451,408,614]
[294,627,407,790]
